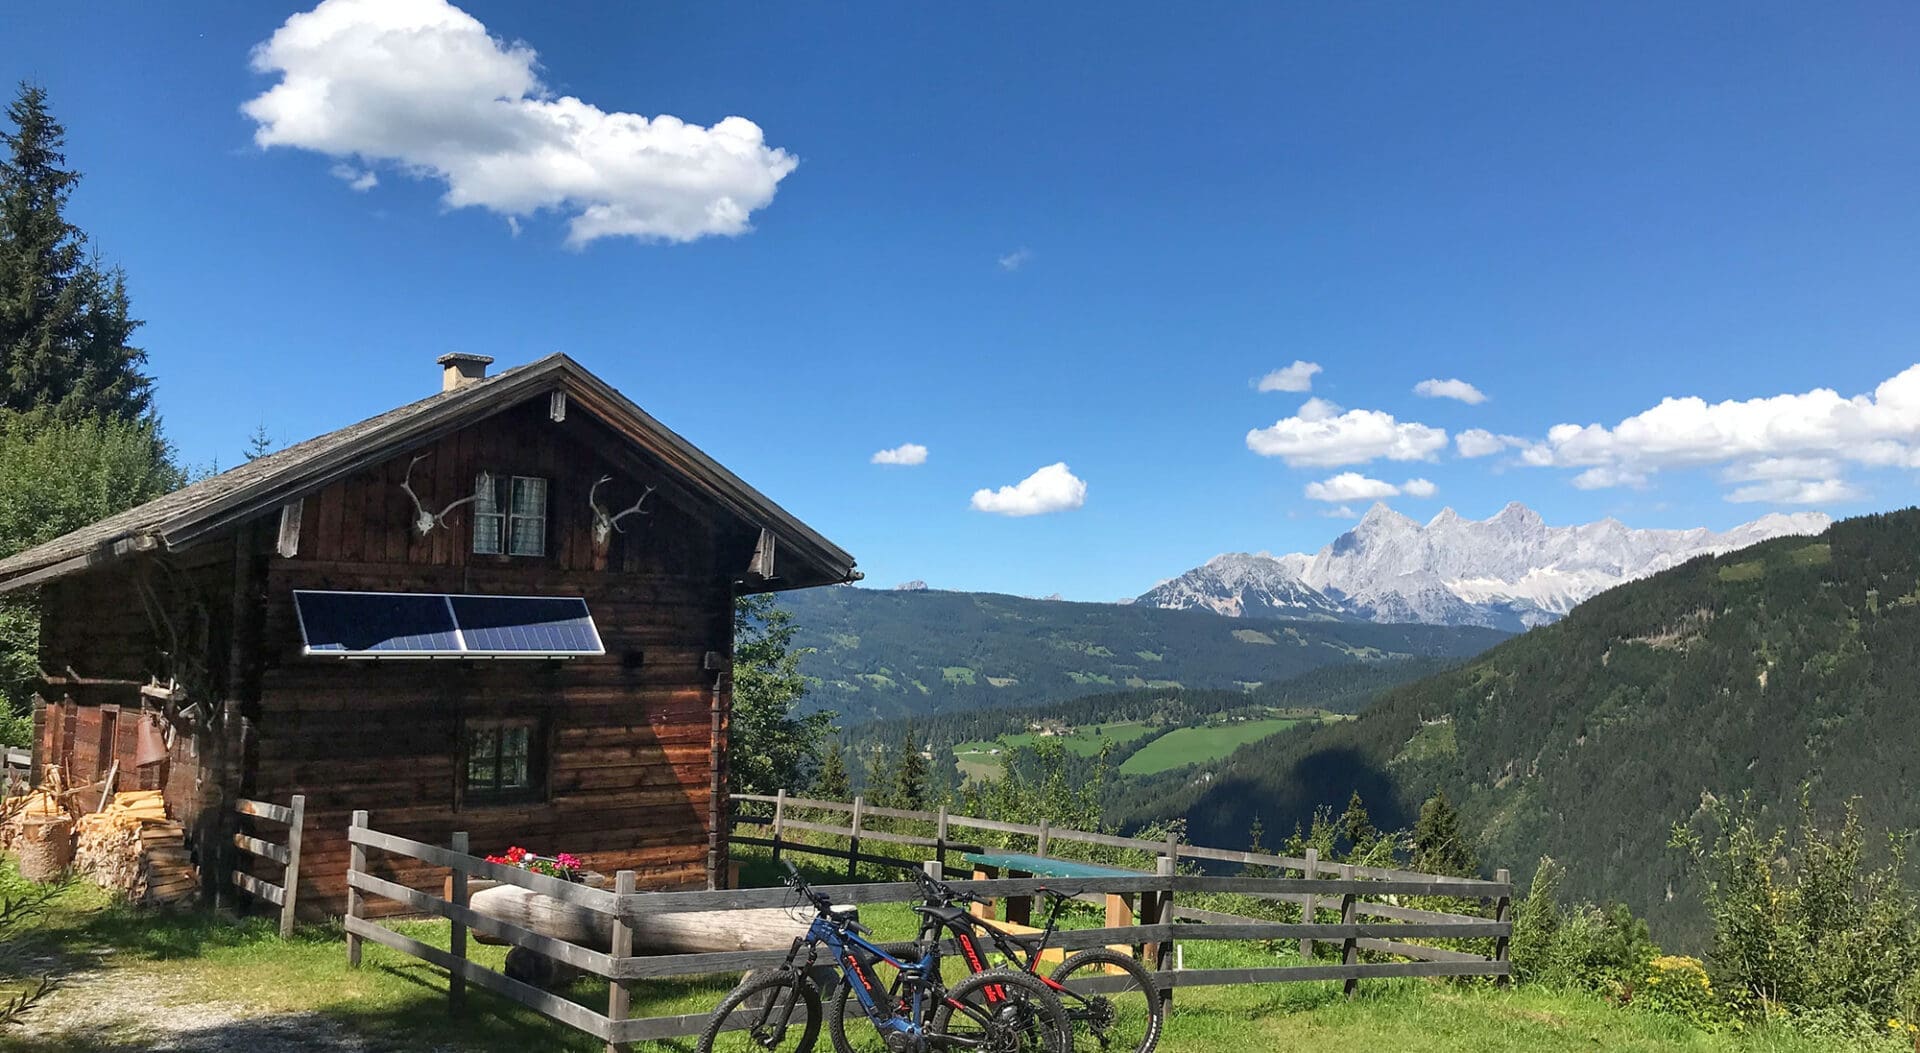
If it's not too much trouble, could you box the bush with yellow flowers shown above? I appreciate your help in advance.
[1634,955,1728,1030]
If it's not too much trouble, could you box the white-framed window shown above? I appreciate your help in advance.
[472,474,548,557]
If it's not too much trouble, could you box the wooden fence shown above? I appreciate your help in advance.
[343,810,1511,1051]
[231,793,306,937]
[732,790,1512,966]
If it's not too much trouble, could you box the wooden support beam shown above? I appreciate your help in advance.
[748,528,776,580]
[549,390,568,422]
[275,499,303,558]
[279,795,305,938]
[347,810,368,968]
[1340,864,1359,998]
[449,831,468,1013]
[1492,867,1512,988]
[607,870,637,1053]
[1299,847,1318,962]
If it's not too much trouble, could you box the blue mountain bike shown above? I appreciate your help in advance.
[696,861,1072,1053]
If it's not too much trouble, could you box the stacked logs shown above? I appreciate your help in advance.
[71,791,198,904]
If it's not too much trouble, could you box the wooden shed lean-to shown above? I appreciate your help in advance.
[0,352,858,913]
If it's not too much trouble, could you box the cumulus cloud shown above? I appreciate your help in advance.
[1725,478,1862,505]
[1414,378,1488,404]
[998,247,1033,271]
[970,463,1087,517]
[870,443,929,466]
[1247,398,1447,467]
[1719,457,1843,483]
[1455,429,1523,458]
[1322,505,1358,519]
[1256,361,1322,393]
[1571,466,1648,490]
[243,0,797,245]
[1303,473,1437,502]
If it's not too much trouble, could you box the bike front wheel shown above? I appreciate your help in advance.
[1049,949,1163,1053]
[929,968,1073,1053]
[697,969,823,1053]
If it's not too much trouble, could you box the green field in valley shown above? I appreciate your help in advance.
[1118,717,1313,775]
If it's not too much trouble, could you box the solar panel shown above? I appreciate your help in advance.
[294,591,603,658]
[449,595,603,656]
[294,592,460,655]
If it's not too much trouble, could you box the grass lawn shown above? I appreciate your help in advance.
[1118,718,1304,775]
[0,858,1885,1053]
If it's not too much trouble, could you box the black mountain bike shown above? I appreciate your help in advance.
[698,861,1072,1053]
[828,871,1162,1053]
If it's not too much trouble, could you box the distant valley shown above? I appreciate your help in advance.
[775,586,1507,723]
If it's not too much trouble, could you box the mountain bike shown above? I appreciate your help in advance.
[828,870,1162,1053]
[697,861,1072,1053]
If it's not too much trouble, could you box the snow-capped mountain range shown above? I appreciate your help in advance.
[1136,502,1831,630]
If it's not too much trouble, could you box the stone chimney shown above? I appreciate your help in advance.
[437,352,494,391]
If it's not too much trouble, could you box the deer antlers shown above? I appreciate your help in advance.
[590,475,655,546]
[400,454,485,536]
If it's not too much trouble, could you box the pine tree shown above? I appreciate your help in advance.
[1340,790,1378,851]
[887,727,929,810]
[0,83,153,420]
[243,423,275,461]
[814,741,851,801]
[1411,789,1477,877]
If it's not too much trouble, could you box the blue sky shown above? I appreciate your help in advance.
[6,2,1919,600]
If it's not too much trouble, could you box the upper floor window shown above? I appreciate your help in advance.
[473,474,547,556]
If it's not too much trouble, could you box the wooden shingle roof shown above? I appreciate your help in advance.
[0,353,857,592]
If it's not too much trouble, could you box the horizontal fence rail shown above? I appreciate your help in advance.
[344,810,1511,1051]
[232,794,305,937]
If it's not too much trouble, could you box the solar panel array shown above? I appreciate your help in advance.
[293,591,603,657]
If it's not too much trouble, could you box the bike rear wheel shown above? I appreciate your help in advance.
[698,970,823,1053]
[1049,949,1162,1053]
[929,968,1073,1053]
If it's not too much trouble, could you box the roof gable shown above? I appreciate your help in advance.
[0,354,856,592]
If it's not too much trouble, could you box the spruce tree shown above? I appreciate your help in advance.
[0,83,153,420]
[1340,791,1378,851]
[887,727,929,810]
[243,423,275,461]
[814,742,851,801]
[1411,789,1478,877]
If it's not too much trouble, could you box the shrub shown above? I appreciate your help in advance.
[1508,857,1659,1000]
[1636,955,1728,1030]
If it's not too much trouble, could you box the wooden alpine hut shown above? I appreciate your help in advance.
[0,352,858,913]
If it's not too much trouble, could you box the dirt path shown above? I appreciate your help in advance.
[25,965,459,1053]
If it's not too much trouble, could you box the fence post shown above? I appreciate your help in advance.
[607,870,637,1053]
[770,788,788,863]
[278,794,305,939]
[1036,818,1051,859]
[935,805,949,871]
[346,810,367,968]
[1153,854,1176,1007]
[924,859,943,881]
[1493,867,1513,988]
[847,796,865,880]
[1299,847,1318,961]
[1339,863,1359,998]
[448,831,468,1013]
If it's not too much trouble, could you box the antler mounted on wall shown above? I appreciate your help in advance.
[401,454,485,536]
[589,475,655,546]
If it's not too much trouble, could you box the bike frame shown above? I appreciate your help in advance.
[914,886,1084,1001]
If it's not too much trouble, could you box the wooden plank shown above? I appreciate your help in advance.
[236,798,296,824]
[232,871,287,907]
[276,500,303,559]
[233,832,291,866]
[343,916,614,1041]
[1356,901,1489,925]
[349,825,622,913]
[1340,864,1359,997]
[1058,959,1508,996]
[280,795,305,938]
[1493,867,1513,989]
[450,831,468,1013]
[347,809,367,968]
[1299,847,1318,962]
[346,871,617,977]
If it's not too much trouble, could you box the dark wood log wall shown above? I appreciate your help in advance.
[252,397,737,914]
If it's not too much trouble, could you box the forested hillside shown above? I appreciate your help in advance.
[1115,508,1920,946]
[777,586,1506,721]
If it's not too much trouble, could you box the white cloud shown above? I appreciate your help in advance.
[243,0,796,245]
[328,162,377,191]
[1533,366,1920,480]
[1414,378,1488,404]
[1303,473,1437,502]
[1256,361,1322,393]
[1719,457,1843,483]
[871,443,929,466]
[1571,466,1648,490]
[998,247,1033,271]
[1322,505,1358,519]
[1725,478,1863,505]
[1247,400,1447,467]
[970,463,1087,517]
[1455,429,1523,458]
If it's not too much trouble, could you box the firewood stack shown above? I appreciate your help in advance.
[72,791,198,905]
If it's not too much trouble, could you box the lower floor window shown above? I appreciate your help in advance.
[464,718,543,804]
